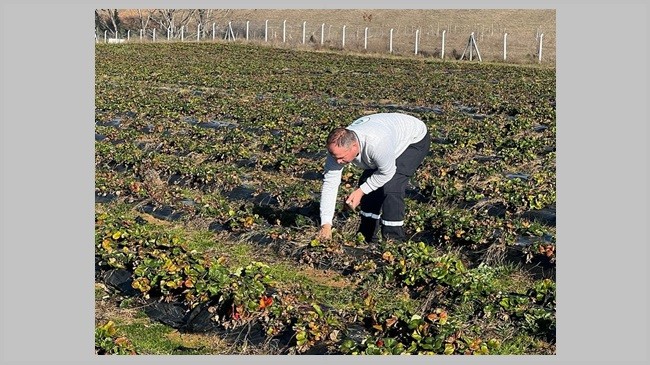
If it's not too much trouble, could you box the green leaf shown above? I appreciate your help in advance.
[444,343,455,355]
[312,303,323,317]
[296,331,307,341]
[411,330,422,341]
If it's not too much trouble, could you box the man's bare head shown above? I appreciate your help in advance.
[326,128,358,164]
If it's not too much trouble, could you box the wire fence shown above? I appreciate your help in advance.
[95,18,555,65]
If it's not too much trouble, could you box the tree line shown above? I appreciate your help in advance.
[95,9,235,38]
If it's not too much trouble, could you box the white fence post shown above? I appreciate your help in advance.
[321,23,325,45]
[104,30,107,43]
[441,29,446,59]
[225,21,234,40]
[283,20,286,43]
[116,16,548,64]
[415,29,419,55]
[364,27,368,50]
[472,32,482,61]
[538,33,544,63]
[470,32,474,60]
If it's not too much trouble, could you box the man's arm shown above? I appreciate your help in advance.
[319,154,343,227]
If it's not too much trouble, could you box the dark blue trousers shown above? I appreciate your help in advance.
[358,131,430,242]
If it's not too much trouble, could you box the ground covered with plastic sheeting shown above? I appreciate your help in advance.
[95,42,555,355]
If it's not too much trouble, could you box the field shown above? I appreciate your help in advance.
[95,41,556,355]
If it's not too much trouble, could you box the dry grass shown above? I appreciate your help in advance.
[95,283,140,326]
[116,9,556,64]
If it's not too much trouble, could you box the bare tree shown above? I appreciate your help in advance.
[95,9,121,37]
[193,9,213,38]
[152,9,196,39]
[136,9,153,32]
[191,9,237,38]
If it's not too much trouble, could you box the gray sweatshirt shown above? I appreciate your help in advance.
[319,113,428,226]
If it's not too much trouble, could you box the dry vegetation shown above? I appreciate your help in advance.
[115,9,556,64]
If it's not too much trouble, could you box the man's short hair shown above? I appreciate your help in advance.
[326,128,356,148]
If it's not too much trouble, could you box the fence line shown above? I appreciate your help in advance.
[95,19,553,64]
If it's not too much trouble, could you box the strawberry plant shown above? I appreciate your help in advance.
[96,41,556,354]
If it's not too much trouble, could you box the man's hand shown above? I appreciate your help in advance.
[317,224,332,241]
[345,188,365,210]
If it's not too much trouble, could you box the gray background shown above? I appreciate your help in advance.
[1,0,647,364]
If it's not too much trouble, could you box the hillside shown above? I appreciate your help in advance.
[111,9,556,64]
